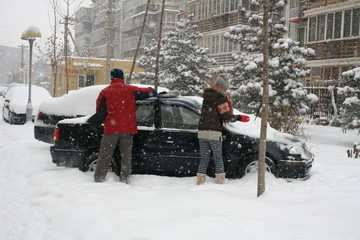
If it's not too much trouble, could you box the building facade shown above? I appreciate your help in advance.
[120,0,186,59]
[0,45,28,86]
[74,0,186,60]
[185,0,255,66]
[302,0,360,87]
[50,56,144,97]
[289,0,360,116]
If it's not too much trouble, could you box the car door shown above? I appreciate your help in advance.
[132,100,160,174]
[153,100,201,176]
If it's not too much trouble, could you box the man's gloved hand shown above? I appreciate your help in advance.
[235,114,250,122]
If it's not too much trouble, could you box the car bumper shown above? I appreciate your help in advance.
[13,113,26,124]
[34,125,55,143]
[50,146,85,168]
[278,156,314,179]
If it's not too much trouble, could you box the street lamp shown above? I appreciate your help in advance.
[21,26,41,122]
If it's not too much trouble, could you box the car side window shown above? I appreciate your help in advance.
[161,104,199,130]
[136,104,154,127]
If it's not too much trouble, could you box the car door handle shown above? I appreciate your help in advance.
[166,140,174,143]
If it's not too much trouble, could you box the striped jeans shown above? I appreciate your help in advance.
[197,138,225,174]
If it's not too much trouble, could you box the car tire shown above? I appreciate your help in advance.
[81,151,100,172]
[9,112,15,125]
[2,111,7,122]
[81,150,120,175]
[237,154,278,178]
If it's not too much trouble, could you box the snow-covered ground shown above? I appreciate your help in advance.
[1,97,360,240]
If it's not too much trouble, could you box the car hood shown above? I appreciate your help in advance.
[225,114,305,147]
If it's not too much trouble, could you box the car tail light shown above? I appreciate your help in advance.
[37,112,42,120]
[54,128,60,142]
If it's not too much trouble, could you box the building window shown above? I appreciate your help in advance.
[78,74,95,88]
[343,10,352,37]
[317,15,325,41]
[334,12,342,39]
[298,27,305,46]
[308,8,360,42]
[326,13,334,40]
[353,8,360,36]
[308,16,317,42]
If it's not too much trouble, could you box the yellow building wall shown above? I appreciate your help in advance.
[50,57,144,97]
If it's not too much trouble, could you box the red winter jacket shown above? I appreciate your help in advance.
[96,78,152,135]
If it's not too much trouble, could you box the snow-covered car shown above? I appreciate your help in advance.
[2,85,51,124]
[34,84,169,143]
[50,93,314,180]
[0,86,8,97]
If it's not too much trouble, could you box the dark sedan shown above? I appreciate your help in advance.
[50,94,314,179]
[35,84,168,143]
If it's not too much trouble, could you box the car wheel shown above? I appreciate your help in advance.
[9,112,15,125]
[81,150,120,175]
[237,155,278,178]
[2,112,7,122]
[82,151,99,172]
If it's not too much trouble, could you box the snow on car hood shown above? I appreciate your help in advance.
[39,84,169,116]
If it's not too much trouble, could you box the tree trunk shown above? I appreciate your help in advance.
[129,0,151,83]
[105,0,113,84]
[257,0,270,198]
[329,86,338,126]
[154,0,166,91]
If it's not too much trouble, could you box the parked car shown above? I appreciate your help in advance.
[315,116,329,126]
[34,84,168,143]
[50,93,314,180]
[2,85,51,124]
[0,86,8,97]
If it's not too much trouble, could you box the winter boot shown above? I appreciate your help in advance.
[215,173,225,184]
[120,176,129,184]
[197,173,206,185]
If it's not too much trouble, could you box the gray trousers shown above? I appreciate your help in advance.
[94,133,133,182]
[197,138,225,174]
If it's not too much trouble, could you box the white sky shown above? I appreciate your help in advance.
[0,0,92,48]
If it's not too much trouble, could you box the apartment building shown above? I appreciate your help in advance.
[286,0,360,115]
[302,0,360,87]
[185,0,255,66]
[120,0,186,59]
[0,45,28,86]
[74,7,94,57]
[74,0,186,60]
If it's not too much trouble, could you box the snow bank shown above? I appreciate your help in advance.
[1,106,360,240]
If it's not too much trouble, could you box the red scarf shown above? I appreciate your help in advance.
[212,85,233,111]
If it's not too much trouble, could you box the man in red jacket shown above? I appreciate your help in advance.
[94,68,156,183]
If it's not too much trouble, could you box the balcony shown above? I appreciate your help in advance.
[289,7,306,22]
[306,0,348,10]
[194,11,250,33]
[306,38,360,60]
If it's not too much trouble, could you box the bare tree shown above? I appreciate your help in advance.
[154,0,166,91]
[258,0,270,197]
[36,0,62,96]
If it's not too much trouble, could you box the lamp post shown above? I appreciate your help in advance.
[21,27,41,122]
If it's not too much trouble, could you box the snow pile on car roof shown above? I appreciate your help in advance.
[5,85,51,114]
[39,84,169,116]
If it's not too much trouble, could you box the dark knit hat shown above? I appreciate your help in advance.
[215,76,229,90]
[110,68,124,79]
